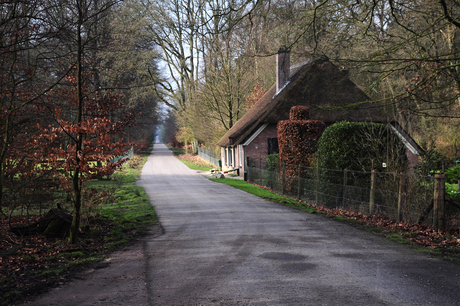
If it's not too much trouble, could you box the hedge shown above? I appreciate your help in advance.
[316,121,407,173]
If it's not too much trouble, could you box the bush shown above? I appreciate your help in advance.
[277,106,326,168]
[316,121,407,172]
[266,154,279,172]
[415,141,446,176]
[445,166,460,184]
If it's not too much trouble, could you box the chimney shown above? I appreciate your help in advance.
[276,45,290,93]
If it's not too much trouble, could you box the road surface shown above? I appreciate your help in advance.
[24,143,460,305]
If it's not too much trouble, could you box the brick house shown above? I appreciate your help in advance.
[216,46,422,177]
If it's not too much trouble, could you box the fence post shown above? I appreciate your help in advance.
[342,169,348,208]
[244,157,251,181]
[315,167,320,205]
[282,159,286,195]
[297,164,301,199]
[369,169,377,215]
[433,173,446,231]
[397,172,405,222]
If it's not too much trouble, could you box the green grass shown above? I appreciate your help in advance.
[165,144,185,156]
[3,290,21,302]
[1,145,157,306]
[446,182,460,201]
[38,268,63,277]
[179,159,213,171]
[210,178,316,213]
[386,232,412,245]
[85,155,148,187]
[88,156,157,250]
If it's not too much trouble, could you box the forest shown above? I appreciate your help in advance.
[157,0,460,163]
[2,0,460,248]
[1,0,161,243]
[2,1,460,302]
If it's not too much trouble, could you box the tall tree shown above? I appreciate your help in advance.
[140,0,262,146]
[0,0,67,215]
[40,0,124,243]
[99,0,161,143]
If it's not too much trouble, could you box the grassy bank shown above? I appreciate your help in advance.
[0,146,157,306]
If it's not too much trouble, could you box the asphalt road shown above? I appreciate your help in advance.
[24,143,460,305]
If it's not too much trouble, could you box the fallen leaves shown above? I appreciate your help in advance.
[252,182,460,251]
[315,205,460,250]
[0,214,112,305]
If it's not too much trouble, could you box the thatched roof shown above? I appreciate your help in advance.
[217,58,390,147]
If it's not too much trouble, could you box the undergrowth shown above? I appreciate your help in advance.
[0,144,157,306]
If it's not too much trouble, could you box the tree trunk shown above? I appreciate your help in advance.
[70,0,84,244]
[11,208,72,237]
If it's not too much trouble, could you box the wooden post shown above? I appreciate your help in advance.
[315,167,320,205]
[397,172,405,222]
[297,164,301,199]
[244,156,249,181]
[369,169,377,215]
[433,173,446,231]
[269,165,274,190]
[342,169,348,208]
[282,159,286,195]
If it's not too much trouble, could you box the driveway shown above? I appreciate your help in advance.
[24,143,460,305]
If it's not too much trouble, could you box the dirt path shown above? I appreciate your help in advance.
[23,143,460,305]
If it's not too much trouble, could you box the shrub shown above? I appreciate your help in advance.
[266,154,279,172]
[277,106,326,168]
[445,166,460,184]
[415,141,446,176]
[316,121,407,172]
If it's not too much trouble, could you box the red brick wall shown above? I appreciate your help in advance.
[406,148,420,174]
[245,124,278,164]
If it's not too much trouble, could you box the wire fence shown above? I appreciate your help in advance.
[246,158,459,231]
[109,147,134,163]
[198,147,220,167]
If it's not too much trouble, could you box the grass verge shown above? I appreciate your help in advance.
[178,154,215,171]
[0,145,157,306]
[210,178,316,213]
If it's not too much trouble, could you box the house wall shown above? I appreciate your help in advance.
[406,148,419,174]
[244,124,278,173]
[220,145,241,174]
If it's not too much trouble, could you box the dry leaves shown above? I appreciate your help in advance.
[0,214,112,304]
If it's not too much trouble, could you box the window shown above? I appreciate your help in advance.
[268,138,279,155]
[228,147,233,167]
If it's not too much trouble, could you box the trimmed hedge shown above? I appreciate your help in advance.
[316,121,407,172]
[289,105,310,121]
[278,106,326,168]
